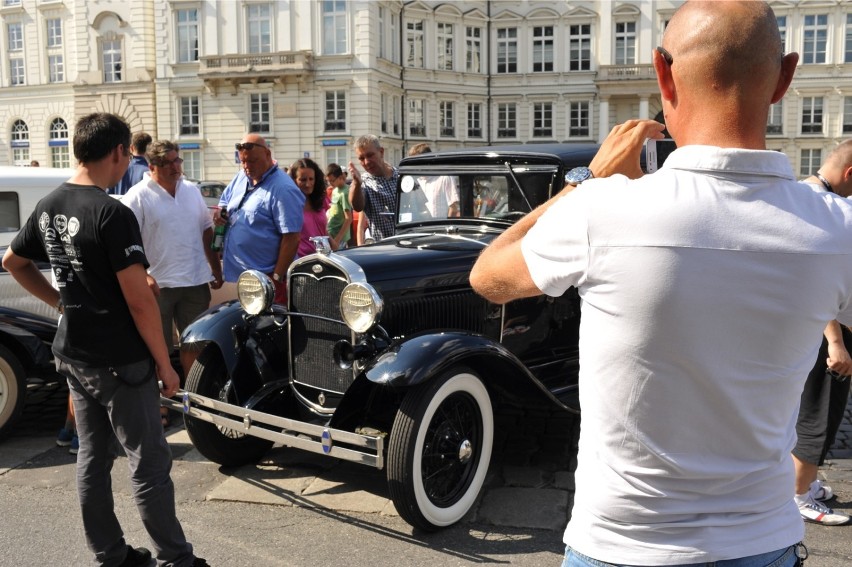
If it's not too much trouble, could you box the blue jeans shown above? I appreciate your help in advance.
[562,545,799,567]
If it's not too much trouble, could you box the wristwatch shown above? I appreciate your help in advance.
[272,273,282,282]
[565,166,594,186]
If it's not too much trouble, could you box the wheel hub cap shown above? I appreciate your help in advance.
[458,439,473,464]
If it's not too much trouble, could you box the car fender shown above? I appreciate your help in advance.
[363,331,570,410]
[0,321,54,373]
[180,300,247,378]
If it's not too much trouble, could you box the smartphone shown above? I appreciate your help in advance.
[645,138,658,174]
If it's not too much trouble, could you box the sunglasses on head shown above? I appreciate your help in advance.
[235,142,266,151]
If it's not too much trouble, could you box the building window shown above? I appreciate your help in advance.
[49,118,70,169]
[249,93,270,133]
[102,38,122,82]
[322,0,347,55]
[800,149,822,178]
[176,9,199,63]
[777,16,787,51]
[11,119,29,166]
[569,101,591,137]
[532,26,554,72]
[7,22,22,51]
[380,93,388,134]
[324,90,346,132]
[466,27,482,73]
[390,11,399,64]
[846,14,852,63]
[802,14,827,64]
[179,96,200,135]
[614,21,636,65]
[46,18,62,48]
[378,6,386,59]
[9,58,24,86]
[3,0,22,6]
[408,99,425,137]
[182,149,202,181]
[406,20,423,68]
[48,55,64,83]
[767,102,783,135]
[392,95,401,135]
[437,22,454,71]
[533,103,553,138]
[843,97,852,133]
[496,28,517,73]
[467,103,482,138]
[497,103,516,138]
[247,4,271,54]
[439,101,454,137]
[801,97,823,134]
[325,147,348,171]
[569,24,591,71]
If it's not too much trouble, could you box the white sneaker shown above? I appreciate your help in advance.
[796,493,850,525]
[810,479,834,502]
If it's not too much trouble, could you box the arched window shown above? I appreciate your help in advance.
[10,119,30,166]
[49,118,70,168]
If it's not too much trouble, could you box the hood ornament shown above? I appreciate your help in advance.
[310,236,332,256]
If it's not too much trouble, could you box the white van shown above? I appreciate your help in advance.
[0,165,75,248]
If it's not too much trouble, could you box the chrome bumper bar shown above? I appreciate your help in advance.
[161,390,384,469]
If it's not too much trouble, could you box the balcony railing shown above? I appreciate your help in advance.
[597,64,656,81]
[198,51,313,83]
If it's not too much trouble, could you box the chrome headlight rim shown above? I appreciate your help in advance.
[339,282,383,333]
[237,269,275,315]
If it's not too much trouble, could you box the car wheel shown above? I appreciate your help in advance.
[0,344,27,440]
[184,344,273,467]
[387,366,494,532]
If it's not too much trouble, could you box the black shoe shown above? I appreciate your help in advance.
[118,546,153,567]
[192,559,210,567]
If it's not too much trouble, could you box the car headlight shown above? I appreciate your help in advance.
[340,282,383,333]
[237,270,274,315]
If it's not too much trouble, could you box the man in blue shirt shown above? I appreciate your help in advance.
[216,134,304,303]
[109,131,151,195]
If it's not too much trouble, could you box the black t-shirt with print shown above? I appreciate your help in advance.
[11,182,151,366]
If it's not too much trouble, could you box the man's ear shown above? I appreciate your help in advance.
[653,49,675,103]
[771,52,799,104]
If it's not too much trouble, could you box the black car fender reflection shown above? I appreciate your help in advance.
[179,300,248,378]
[362,331,576,412]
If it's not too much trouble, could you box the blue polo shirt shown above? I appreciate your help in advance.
[219,165,305,282]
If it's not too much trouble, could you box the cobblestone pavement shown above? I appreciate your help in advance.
[826,390,852,459]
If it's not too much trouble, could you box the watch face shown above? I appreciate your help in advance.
[565,167,592,185]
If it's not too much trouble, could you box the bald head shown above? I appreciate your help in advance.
[819,140,852,197]
[664,1,782,89]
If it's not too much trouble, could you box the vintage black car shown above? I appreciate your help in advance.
[170,144,608,531]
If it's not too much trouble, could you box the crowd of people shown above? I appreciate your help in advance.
[4,1,852,565]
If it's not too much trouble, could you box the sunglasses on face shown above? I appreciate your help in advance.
[235,142,266,151]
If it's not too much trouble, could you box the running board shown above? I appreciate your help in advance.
[161,390,384,469]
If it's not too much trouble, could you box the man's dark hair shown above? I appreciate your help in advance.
[146,139,179,167]
[73,113,131,163]
[326,163,344,179]
[132,132,153,155]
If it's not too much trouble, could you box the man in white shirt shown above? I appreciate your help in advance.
[471,2,852,565]
[123,140,223,383]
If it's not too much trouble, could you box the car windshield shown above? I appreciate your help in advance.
[397,167,559,224]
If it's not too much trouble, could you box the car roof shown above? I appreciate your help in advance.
[399,143,600,168]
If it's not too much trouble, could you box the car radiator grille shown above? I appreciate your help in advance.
[289,271,352,394]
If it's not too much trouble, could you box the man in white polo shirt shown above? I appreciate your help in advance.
[472,2,852,566]
[123,140,223,395]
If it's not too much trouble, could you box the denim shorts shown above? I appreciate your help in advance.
[562,545,799,567]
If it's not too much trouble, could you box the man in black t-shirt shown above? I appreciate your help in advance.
[2,113,207,567]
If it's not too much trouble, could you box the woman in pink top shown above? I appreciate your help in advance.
[290,158,332,257]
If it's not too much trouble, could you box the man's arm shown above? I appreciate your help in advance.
[470,119,666,305]
[116,263,180,397]
[1,248,60,310]
[347,162,365,212]
[201,227,223,289]
[356,212,368,246]
[824,320,852,376]
[273,232,300,278]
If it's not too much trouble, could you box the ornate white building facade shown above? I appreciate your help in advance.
[0,0,850,182]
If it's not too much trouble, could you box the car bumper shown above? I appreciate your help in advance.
[161,390,385,469]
